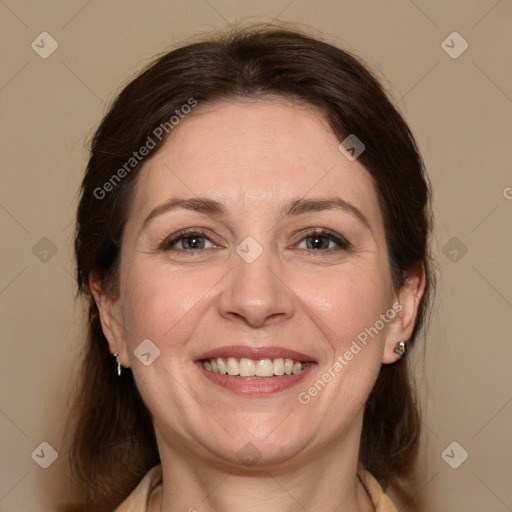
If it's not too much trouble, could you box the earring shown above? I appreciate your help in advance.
[113,352,122,376]
[394,341,407,358]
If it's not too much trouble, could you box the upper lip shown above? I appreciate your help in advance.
[196,345,316,362]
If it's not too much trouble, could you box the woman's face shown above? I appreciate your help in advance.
[97,98,421,469]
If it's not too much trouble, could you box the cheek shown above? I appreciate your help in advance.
[299,263,392,347]
[120,261,219,352]
[298,268,391,409]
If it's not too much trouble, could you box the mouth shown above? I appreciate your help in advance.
[195,346,317,395]
[200,356,308,377]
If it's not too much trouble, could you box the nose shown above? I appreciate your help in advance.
[217,248,295,328]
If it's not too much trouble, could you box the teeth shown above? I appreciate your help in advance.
[202,357,308,377]
[239,358,256,377]
[273,358,285,375]
[256,359,274,377]
[227,357,239,375]
[217,358,227,374]
[292,361,303,374]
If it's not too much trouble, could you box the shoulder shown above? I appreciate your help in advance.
[357,463,399,512]
[113,463,397,512]
[114,464,162,512]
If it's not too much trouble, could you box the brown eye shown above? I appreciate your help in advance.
[160,231,216,251]
[306,235,331,250]
[179,235,206,250]
[297,230,351,252]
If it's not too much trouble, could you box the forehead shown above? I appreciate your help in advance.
[129,99,383,227]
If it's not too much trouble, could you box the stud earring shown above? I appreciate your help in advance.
[113,352,122,376]
[394,341,407,358]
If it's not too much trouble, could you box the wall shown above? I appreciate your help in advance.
[1,1,511,510]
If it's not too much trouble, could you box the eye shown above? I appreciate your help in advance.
[296,229,351,252]
[159,230,216,251]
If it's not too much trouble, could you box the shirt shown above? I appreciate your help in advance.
[114,463,398,512]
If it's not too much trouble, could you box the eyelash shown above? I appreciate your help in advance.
[296,229,351,253]
[158,228,351,255]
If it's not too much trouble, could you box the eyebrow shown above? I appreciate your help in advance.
[283,197,371,231]
[140,196,371,232]
[141,198,226,231]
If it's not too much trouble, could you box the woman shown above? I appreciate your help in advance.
[66,24,434,512]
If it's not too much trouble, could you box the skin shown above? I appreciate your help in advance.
[91,98,425,512]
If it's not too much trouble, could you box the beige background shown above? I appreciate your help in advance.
[1,0,511,510]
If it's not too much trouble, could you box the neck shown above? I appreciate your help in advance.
[152,425,374,512]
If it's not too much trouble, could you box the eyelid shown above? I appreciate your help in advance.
[158,227,351,253]
[292,228,351,251]
[158,228,219,251]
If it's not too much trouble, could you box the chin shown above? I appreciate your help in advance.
[202,424,315,470]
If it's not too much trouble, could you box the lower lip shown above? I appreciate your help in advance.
[196,362,316,395]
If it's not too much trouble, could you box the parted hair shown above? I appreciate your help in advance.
[65,23,434,511]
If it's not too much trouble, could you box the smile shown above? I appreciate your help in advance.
[201,357,307,378]
[195,345,316,395]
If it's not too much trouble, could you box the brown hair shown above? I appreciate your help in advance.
[66,24,434,511]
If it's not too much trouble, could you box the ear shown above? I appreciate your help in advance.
[382,264,426,364]
[89,271,130,369]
